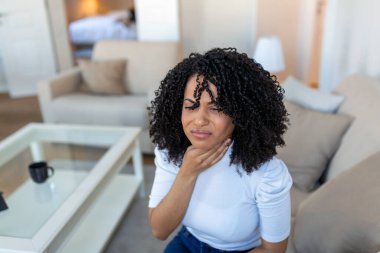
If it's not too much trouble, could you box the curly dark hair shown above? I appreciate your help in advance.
[149,47,288,174]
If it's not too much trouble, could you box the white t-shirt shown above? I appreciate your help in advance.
[148,145,293,251]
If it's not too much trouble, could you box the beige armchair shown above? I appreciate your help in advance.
[38,41,183,154]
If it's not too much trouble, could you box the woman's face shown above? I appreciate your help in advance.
[181,75,235,150]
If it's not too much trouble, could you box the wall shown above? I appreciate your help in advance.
[296,0,321,85]
[0,47,7,92]
[0,0,56,97]
[98,0,134,14]
[65,0,97,22]
[256,0,301,82]
[307,0,327,87]
[0,8,7,91]
[180,0,257,57]
[65,0,134,23]
[48,0,74,71]
[135,0,180,41]
[0,59,7,92]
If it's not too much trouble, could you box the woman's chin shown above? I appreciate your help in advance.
[189,140,214,151]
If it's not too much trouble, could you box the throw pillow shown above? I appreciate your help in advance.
[277,100,352,192]
[282,75,345,113]
[78,59,126,95]
[292,152,380,253]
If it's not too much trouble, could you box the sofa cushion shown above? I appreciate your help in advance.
[291,152,380,253]
[52,93,148,128]
[290,186,311,217]
[327,74,380,180]
[92,41,182,94]
[282,76,345,113]
[277,101,352,192]
[78,59,127,95]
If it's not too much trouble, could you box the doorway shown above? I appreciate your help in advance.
[64,0,136,61]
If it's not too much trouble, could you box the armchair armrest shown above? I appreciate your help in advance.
[38,67,82,122]
[291,152,380,253]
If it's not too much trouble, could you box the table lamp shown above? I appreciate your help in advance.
[253,36,285,73]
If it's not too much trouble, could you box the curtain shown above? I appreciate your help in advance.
[319,0,380,92]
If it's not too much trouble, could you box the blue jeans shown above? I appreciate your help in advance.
[164,226,254,253]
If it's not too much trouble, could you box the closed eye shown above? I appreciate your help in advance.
[184,103,199,110]
[183,98,198,110]
[209,103,222,112]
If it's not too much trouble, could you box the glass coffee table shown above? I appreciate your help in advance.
[0,123,144,253]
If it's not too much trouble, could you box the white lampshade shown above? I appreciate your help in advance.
[254,36,285,73]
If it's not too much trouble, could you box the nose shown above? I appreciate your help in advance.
[194,109,209,127]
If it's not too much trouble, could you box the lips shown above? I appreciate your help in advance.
[190,129,212,139]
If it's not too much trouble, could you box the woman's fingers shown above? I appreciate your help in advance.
[182,139,231,174]
[198,138,231,167]
[210,144,229,165]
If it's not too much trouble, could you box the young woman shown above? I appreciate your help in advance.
[148,48,292,253]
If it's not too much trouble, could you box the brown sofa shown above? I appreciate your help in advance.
[280,75,380,253]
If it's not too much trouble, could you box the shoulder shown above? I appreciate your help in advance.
[261,156,290,177]
[154,147,170,163]
[254,157,293,202]
[247,156,290,179]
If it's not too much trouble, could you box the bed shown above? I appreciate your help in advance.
[69,10,137,45]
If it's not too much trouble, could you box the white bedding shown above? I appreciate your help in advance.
[69,11,137,44]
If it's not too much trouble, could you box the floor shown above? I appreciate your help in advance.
[0,93,43,140]
[0,93,171,252]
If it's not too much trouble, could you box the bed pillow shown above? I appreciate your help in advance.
[277,100,352,192]
[282,76,345,113]
[78,59,126,95]
[292,152,380,253]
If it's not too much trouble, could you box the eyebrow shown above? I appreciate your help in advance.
[184,98,195,103]
[184,98,216,105]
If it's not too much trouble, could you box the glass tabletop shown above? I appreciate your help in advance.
[0,123,140,240]
[0,143,107,238]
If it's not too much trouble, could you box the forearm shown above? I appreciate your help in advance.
[149,141,230,240]
[149,170,197,240]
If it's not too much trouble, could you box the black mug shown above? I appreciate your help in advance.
[0,191,8,212]
[29,161,54,184]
